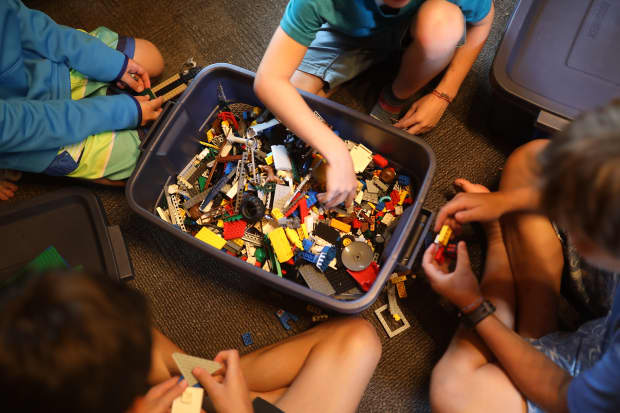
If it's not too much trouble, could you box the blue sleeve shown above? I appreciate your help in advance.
[0,95,140,153]
[567,339,620,413]
[279,0,324,47]
[451,0,492,23]
[10,0,127,82]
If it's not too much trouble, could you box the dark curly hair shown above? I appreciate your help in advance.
[0,271,152,413]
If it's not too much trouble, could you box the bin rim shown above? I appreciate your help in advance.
[126,63,436,313]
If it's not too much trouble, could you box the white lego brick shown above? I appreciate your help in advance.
[224,181,238,198]
[381,213,395,226]
[273,184,292,210]
[349,143,372,173]
[355,190,364,204]
[156,207,171,223]
[271,145,292,171]
[171,387,204,413]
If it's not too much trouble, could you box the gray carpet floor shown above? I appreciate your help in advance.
[14,1,521,411]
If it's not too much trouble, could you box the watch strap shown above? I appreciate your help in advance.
[459,299,496,328]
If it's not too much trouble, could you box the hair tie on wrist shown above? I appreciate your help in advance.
[432,89,453,104]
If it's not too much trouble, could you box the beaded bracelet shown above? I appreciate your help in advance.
[432,89,453,104]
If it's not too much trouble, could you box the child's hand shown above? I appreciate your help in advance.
[136,96,164,126]
[193,350,253,413]
[394,93,449,135]
[434,191,508,232]
[128,376,188,413]
[422,241,483,310]
[118,58,151,93]
[317,143,357,208]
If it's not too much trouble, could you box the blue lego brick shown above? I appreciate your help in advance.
[297,250,318,263]
[376,201,385,211]
[275,309,298,330]
[397,175,411,186]
[224,162,235,175]
[306,191,318,208]
[315,246,337,272]
[302,238,313,251]
[242,332,253,346]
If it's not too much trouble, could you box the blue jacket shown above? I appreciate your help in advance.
[0,0,140,173]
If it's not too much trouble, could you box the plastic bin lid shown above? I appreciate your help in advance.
[0,188,131,283]
[492,0,620,121]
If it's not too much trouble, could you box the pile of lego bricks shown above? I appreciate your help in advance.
[156,90,415,300]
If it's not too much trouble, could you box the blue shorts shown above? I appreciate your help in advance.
[298,18,466,91]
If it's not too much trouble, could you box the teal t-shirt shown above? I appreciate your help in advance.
[280,0,492,46]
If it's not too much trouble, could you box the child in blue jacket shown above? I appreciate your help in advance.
[0,0,165,199]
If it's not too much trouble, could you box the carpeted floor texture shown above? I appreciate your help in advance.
[13,1,523,411]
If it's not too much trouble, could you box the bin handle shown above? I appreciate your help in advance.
[107,225,134,281]
[138,100,175,152]
[397,208,435,272]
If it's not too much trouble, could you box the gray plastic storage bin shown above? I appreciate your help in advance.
[126,63,435,313]
[491,0,620,132]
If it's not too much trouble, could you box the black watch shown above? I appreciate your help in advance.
[458,299,496,328]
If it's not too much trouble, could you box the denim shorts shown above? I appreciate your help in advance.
[298,17,466,91]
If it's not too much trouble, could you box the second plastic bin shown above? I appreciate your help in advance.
[126,64,435,313]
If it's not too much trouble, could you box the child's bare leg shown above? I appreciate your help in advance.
[392,0,464,99]
[499,140,563,338]
[430,180,524,413]
[133,38,164,79]
[148,328,184,384]
[89,178,126,187]
[240,317,381,413]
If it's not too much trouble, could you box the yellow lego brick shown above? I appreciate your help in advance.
[390,275,407,284]
[252,107,261,116]
[330,218,351,233]
[271,208,284,220]
[207,129,215,142]
[434,224,453,247]
[268,227,293,263]
[232,238,244,247]
[221,120,229,129]
[265,154,273,165]
[297,224,309,240]
[399,190,409,206]
[311,206,320,214]
[195,227,226,250]
[396,281,407,298]
[285,227,303,249]
[250,120,258,126]
[217,219,224,228]
[393,313,401,322]
[367,202,376,210]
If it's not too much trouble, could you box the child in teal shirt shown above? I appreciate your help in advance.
[255,0,494,208]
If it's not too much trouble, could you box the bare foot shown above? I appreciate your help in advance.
[0,180,18,201]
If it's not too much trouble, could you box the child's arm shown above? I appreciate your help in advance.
[0,96,140,153]
[8,0,139,87]
[395,2,495,134]
[254,27,358,208]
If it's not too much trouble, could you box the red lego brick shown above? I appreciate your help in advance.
[390,190,400,204]
[218,111,239,130]
[352,218,361,229]
[372,154,388,168]
[298,197,308,223]
[223,219,247,240]
[384,201,394,211]
[347,261,379,292]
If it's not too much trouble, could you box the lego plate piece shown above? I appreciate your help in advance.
[172,353,223,387]
[171,387,204,413]
[375,304,410,338]
[299,264,336,296]
[347,261,379,291]
[341,241,373,271]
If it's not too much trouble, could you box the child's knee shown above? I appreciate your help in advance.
[133,38,165,78]
[333,318,382,362]
[413,0,465,58]
[430,357,470,413]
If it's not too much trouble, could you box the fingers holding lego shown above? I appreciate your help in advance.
[0,180,18,201]
[321,154,358,208]
[120,58,151,92]
[130,376,187,413]
[195,350,253,413]
[394,94,448,135]
[139,96,164,126]
[422,241,481,309]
